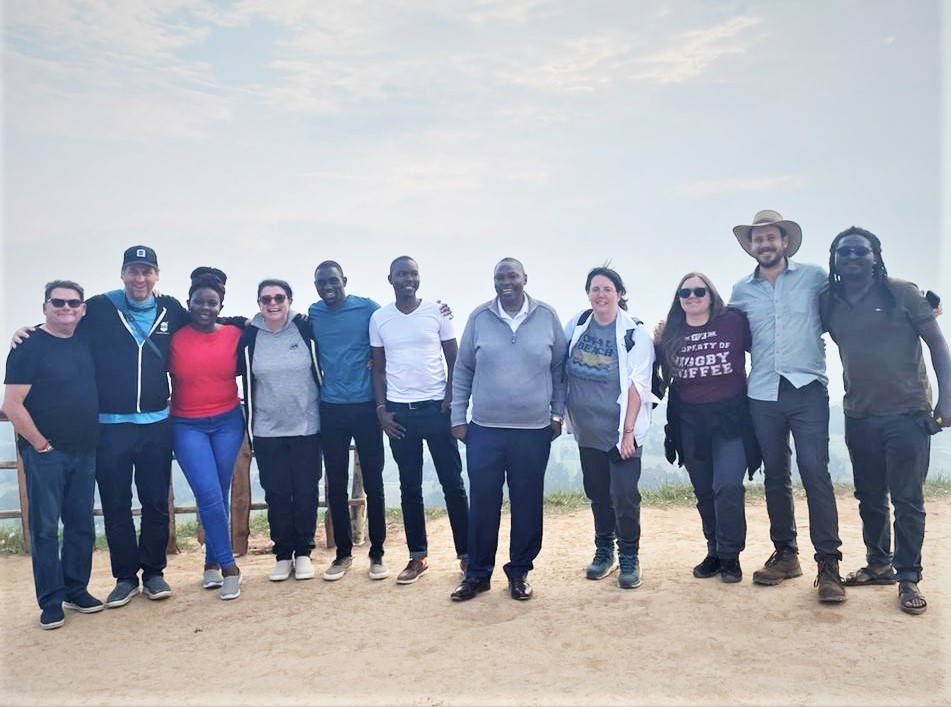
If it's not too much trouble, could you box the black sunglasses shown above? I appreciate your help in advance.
[678,287,708,299]
[836,245,871,258]
[46,298,83,308]
[258,294,288,305]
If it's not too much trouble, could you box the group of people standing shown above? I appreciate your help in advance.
[3,209,948,631]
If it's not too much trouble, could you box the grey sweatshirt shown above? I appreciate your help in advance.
[451,294,567,429]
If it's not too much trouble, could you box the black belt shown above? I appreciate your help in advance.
[387,400,442,410]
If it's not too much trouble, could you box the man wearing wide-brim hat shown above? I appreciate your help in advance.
[728,209,846,604]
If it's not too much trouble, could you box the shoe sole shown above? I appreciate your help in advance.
[145,589,172,600]
[323,570,348,581]
[397,567,429,585]
[105,588,139,608]
[451,585,490,602]
[586,565,618,580]
[618,579,642,589]
[64,601,105,614]
[752,570,802,586]
[818,593,847,603]
[220,576,243,600]
[720,574,743,584]
[40,618,65,630]
[203,580,224,589]
[294,573,316,580]
[268,573,292,582]
[368,569,390,580]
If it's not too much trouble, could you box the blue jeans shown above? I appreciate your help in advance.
[749,379,842,559]
[172,406,245,569]
[845,413,930,583]
[579,447,641,555]
[388,402,469,559]
[679,422,747,559]
[465,424,551,581]
[96,420,173,582]
[23,448,97,610]
[320,401,387,560]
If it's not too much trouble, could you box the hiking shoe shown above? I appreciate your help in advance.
[397,558,429,585]
[267,560,292,582]
[815,557,846,603]
[586,545,617,580]
[617,554,642,589]
[105,580,139,608]
[368,557,390,580]
[294,556,316,581]
[39,605,65,630]
[143,575,172,600]
[693,555,721,579]
[720,558,743,584]
[323,556,353,581]
[752,549,802,586]
[64,590,105,613]
[219,573,242,600]
[203,567,224,589]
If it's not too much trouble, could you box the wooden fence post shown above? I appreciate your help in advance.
[15,446,30,555]
[230,435,252,556]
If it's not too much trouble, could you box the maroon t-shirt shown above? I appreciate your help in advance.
[671,308,751,405]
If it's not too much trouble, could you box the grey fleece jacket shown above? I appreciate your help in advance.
[451,294,567,429]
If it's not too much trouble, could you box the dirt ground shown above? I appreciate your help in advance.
[1,492,949,706]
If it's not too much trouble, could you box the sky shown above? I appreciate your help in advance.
[1,0,949,404]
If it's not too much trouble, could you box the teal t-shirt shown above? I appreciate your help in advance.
[308,295,379,404]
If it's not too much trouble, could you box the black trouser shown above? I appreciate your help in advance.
[254,434,322,560]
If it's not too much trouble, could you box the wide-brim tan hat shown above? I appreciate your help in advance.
[733,209,802,258]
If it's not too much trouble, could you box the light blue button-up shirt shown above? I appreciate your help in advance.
[729,259,829,401]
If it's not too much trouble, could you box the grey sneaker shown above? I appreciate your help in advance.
[617,554,642,589]
[64,590,105,613]
[202,567,224,589]
[105,580,139,608]
[143,575,172,600]
[219,573,242,600]
[397,558,429,585]
[323,556,353,581]
[368,557,390,580]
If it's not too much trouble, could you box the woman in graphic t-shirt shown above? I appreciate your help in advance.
[168,268,244,600]
[657,272,760,584]
[564,267,657,590]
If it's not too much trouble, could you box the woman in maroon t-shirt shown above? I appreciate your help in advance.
[657,272,759,584]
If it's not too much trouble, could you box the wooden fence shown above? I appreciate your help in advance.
[0,411,366,556]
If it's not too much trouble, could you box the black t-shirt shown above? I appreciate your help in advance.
[4,329,99,453]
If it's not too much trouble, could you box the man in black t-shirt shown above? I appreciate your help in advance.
[2,280,101,630]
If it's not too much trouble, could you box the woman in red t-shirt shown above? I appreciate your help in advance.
[657,272,759,585]
[168,268,244,600]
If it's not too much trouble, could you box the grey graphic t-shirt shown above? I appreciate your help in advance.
[566,319,621,451]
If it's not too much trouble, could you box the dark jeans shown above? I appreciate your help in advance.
[845,413,930,583]
[320,401,386,560]
[465,424,551,582]
[388,402,469,559]
[254,434,322,560]
[23,448,96,611]
[96,420,173,582]
[579,447,641,555]
[749,379,841,559]
[679,422,747,559]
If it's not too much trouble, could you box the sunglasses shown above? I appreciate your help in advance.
[46,298,83,308]
[836,245,871,258]
[678,287,708,299]
[258,294,288,305]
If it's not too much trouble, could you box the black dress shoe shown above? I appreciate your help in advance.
[451,578,491,602]
[509,578,533,601]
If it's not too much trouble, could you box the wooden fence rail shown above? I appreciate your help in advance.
[0,412,366,556]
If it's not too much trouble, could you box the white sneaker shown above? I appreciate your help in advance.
[294,556,316,580]
[368,558,390,580]
[268,559,293,582]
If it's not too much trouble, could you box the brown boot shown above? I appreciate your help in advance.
[752,549,802,586]
[815,557,846,603]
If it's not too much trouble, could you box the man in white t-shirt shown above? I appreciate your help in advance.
[370,256,470,585]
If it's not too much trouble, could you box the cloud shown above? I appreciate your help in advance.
[676,175,807,196]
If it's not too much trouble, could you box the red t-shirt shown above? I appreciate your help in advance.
[671,308,751,405]
[169,325,241,418]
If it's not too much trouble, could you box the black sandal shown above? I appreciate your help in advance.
[898,581,927,615]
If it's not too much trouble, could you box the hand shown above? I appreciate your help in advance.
[451,424,468,442]
[652,320,665,344]
[436,300,454,320]
[619,433,636,459]
[935,400,951,428]
[441,397,452,415]
[550,419,562,441]
[11,326,36,349]
[377,407,406,439]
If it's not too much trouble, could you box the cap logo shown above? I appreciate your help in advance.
[137,248,146,258]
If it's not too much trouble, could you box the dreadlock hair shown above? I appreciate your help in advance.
[658,272,725,381]
[188,266,227,303]
[826,226,894,312]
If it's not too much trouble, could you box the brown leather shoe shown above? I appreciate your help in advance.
[752,549,802,586]
[396,558,429,585]
[815,557,846,603]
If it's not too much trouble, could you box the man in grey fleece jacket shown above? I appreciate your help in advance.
[449,258,567,602]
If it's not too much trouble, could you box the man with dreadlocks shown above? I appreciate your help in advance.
[820,226,950,616]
